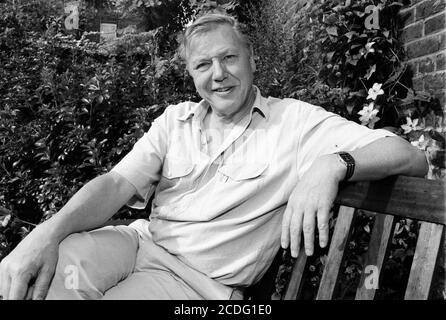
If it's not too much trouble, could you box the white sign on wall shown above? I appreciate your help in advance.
[64,1,80,30]
[100,23,117,42]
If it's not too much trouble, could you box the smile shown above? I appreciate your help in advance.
[212,87,234,93]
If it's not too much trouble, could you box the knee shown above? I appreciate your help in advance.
[57,232,93,267]
[46,233,91,299]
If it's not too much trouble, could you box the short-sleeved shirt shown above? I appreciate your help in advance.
[111,86,395,287]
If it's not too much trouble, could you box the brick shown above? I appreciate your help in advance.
[400,7,415,26]
[413,76,425,90]
[416,0,446,21]
[408,60,419,75]
[440,31,446,48]
[400,21,423,42]
[425,13,446,35]
[424,72,446,91]
[436,91,446,109]
[437,52,446,70]
[419,57,436,72]
[406,33,445,58]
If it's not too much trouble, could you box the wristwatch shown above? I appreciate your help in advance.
[335,152,355,181]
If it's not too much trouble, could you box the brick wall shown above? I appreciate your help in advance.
[400,0,446,109]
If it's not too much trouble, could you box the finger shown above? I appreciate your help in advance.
[302,207,316,256]
[317,206,330,248]
[0,268,11,300]
[25,283,35,300]
[8,274,30,300]
[32,270,53,300]
[289,208,303,258]
[281,205,293,249]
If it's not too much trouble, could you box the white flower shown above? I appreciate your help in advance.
[366,83,384,100]
[358,102,380,128]
[401,117,422,134]
[410,134,429,150]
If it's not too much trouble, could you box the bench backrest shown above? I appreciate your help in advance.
[283,175,445,300]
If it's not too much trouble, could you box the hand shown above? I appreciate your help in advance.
[0,224,59,300]
[281,154,345,258]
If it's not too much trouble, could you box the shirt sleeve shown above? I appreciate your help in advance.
[111,114,168,209]
[296,102,396,179]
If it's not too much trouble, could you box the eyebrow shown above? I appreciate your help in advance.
[190,48,238,65]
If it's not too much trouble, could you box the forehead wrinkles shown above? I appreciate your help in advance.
[186,26,248,63]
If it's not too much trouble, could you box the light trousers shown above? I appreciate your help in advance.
[45,219,243,300]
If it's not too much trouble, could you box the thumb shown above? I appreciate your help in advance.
[32,269,54,300]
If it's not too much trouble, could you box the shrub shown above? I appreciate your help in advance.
[0,0,198,258]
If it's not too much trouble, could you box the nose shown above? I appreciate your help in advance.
[212,59,226,82]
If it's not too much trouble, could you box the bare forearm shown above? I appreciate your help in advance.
[312,136,428,188]
[38,172,135,242]
[348,136,428,181]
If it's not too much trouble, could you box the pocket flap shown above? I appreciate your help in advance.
[162,158,194,179]
[218,162,268,181]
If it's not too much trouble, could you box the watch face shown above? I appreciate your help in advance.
[339,152,354,164]
[336,152,355,181]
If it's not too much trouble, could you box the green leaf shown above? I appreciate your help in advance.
[344,31,358,40]
[349,90,367,97]
[326,26,338,36]
[364,64,376,80]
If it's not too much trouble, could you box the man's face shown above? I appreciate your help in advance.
[186,24,256,118]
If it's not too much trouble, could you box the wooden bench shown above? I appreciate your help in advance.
[107,175,444,300]
[249,175,445,300]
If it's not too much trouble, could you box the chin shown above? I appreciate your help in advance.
[212,104,235,114]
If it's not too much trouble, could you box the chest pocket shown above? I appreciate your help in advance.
[218,162,268,182]
[160,156,195,191]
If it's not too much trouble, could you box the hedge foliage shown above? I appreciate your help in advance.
[0,0,200,257]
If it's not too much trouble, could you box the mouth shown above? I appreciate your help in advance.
[212,86,234,93]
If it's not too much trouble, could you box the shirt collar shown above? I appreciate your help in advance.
[177,85,269,122]
[177,99,209,122]
[252,85,269,120]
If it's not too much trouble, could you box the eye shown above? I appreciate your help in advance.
[224,55,237,62]
[195,62,210,71]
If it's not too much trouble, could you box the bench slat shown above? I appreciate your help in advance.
[283,250,307,300]
[404,221,444,299]
[355,213,395,300]
[335,176,445,225]
[316,206,356,300]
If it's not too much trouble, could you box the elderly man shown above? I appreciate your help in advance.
[0,13,427,300]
